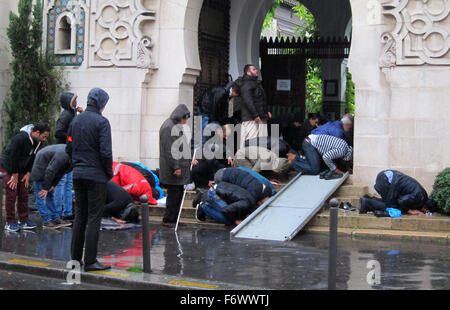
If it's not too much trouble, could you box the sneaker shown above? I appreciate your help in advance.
[319,170,331,179]
[5,222,20,232]
[339,202,356,211]
[374,210,390,217]
[324,172,344,180]
[18,220,37,230]
[53,218,72,228]
[195,204,206,222]
[359,198,367,214]
[43,221,59,229]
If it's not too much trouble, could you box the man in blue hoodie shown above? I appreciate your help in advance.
[66,88,112,272]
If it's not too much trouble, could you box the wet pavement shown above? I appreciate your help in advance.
[0,212,449,290]
[0,269,121,290]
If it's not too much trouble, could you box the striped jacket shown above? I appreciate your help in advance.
[309,134,352,171]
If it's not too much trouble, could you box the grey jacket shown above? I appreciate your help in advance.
[159,104,191,186]
[30,144,72,191]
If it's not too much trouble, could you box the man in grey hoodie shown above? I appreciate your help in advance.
[159,104,193,227]
[30,144,72,229]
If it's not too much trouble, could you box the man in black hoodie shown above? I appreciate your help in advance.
[66,88,112,272]
[159,104,193,228]
[0,123,50,232]
[54,92,82,221]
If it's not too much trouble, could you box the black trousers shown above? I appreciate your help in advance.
[191,159,226,188]
[163,184,184,223]
[365,197,391,211]
[71,179,107,265]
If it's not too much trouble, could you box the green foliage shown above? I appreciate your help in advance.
[2,0,68,145]
[262,0,284,32]
[305,58,322,114]
[345,68,355,114]
[430,168,450,215]
[292,3,319,39]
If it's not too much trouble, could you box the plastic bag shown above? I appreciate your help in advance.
[386,208,402,218]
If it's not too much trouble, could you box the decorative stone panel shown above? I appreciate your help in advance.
[89,0,157,69]
[45,0,87,66]
[380,0,450,67]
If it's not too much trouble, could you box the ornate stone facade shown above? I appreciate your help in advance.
[89,0,157,69]
[380,0,450,67]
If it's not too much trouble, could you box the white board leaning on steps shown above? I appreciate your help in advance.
[230,173,349,242]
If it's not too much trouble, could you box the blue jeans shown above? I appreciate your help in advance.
[201,190,232,225]
[291,139,321,175]
[34,181,63,223]
[56,172,73,217]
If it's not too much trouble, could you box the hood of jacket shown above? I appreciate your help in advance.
[87,88,110,111]
[20,124,41,154]
[60,92,77,111]
[170,104,190,122]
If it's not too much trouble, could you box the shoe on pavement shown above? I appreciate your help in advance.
[195,204,206,222]
[18,220,37,230]
[161,221,176,228]
[84,261,111,272]
[53,218,72,228]
[43,221,60,229]
[5,222,20,232]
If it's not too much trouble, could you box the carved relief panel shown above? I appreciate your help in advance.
[89,0,157,69]
[380,0,450,67]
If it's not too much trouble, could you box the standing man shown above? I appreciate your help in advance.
[67,88,112,272]
[0,123,50,232]
[239,64,271,147]
[30,144,72,229]
[54,92,82,221]
[159,104,193,228]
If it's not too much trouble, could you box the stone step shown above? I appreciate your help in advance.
[333,185,368,197]
[307,211,450,232]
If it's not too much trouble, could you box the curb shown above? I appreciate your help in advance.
[0,252,265,290]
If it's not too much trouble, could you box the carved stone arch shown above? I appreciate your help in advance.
[54,12,77,54]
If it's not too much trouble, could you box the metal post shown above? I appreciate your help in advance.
[140,195,152,273]
[328,198,339,290]
[0,172,3,224]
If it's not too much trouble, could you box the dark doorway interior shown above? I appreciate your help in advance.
[260,36,351,120]
[194,0,231,109]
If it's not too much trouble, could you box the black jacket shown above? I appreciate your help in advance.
[215,181,257,222]
[239,75,268,122]
[66,88,113,184]
[30,144,72,191]
[221,167,272,202]
[0,125,43,174]
[375,170,428,213]
[199,84,232,124]
[159,104,192,186]
[55,92,77,144]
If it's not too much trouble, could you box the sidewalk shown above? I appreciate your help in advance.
[0,215,449,290]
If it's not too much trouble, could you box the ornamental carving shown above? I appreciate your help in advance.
[380,0,450,67]
[89,0,156,68]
